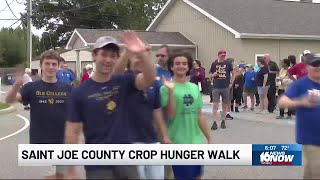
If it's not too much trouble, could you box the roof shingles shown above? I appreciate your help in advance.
[76,29,195,45]
[187,0,320,36]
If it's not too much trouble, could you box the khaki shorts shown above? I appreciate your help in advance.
[165,165,174,179]
[303,145,320,179]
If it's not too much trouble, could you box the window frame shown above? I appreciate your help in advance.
[255,54,268,65]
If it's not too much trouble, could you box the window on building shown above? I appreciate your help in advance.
[255,54,267,65]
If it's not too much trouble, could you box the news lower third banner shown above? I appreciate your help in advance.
[18,144,302,166]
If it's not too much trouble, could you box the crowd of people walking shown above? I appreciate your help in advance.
[4,29,320,179]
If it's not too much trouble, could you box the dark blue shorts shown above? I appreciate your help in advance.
[172,165,203,180]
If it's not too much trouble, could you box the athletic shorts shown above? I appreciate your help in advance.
[243,87,257,95]
[257,86,270,96]
[172,165,203,180]
[212,87,230,104]
[86,166,140,179]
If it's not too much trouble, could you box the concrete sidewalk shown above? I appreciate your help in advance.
[201,94,295,127]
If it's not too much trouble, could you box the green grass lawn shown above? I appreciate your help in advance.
[0,102,9,110]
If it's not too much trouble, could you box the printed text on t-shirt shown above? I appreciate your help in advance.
[216,64,227,79]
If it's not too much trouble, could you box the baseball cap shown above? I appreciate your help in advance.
[303,50,311,56]
[246,64,253,67]
[93,36,120,50]
[218,50,226,56]
[306,54,320,67]
[85,64,93,70]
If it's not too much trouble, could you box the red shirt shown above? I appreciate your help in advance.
[287,62,307,79]
[80,72,90,83]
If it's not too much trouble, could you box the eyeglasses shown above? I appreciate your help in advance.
[156,54,166,58]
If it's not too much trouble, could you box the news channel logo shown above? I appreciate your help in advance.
[252,144,302,166]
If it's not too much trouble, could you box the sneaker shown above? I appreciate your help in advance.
[211,121,218,130]
[263,110,270,114]
[242,105,248,109]
[255,103,260,107]
[276,115,285,119]
[286,116,292,119]
[256,110,267,114]
[24,106,30,111]
[249,107,254,111]
[226,114,234,120]
[221,120,226,129]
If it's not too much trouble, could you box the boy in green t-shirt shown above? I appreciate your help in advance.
[160,52,212,180]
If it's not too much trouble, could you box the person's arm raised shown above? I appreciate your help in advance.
[112,48,130,75]
[162,77,175,119]
[5,72,23,104]
[122,30,155,91]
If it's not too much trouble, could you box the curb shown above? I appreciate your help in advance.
[0,105,17,115]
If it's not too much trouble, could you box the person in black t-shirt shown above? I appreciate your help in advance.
[5,50,72,179]
[263,54,280,113]
[255,58,270,114]
[231,67,244,112]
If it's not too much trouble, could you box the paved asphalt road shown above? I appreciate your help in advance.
[0,86,303,179]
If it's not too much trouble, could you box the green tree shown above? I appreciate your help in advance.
[21,0,167,51]
[0,27,41,67]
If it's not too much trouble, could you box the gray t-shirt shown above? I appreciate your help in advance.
[210,60,233,89]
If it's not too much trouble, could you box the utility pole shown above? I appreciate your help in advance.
[27,0,32,68]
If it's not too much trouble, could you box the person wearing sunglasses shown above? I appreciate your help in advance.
[81,64,94,83]
[155,45,173,84]
[278,53,320,179]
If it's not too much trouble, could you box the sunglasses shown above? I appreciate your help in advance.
[309,61,320,67]
[156,54,166,58]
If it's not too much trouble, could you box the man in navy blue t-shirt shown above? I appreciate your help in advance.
[5,50,72,179]
[209,50,233,130]
[278,54,320,179]
[115,54,171,179]
[64,31,156,179]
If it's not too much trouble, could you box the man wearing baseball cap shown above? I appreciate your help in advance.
[278,53,320,179]
[209,50,233,130]
[287,50,310,81]
[64,31,156,179]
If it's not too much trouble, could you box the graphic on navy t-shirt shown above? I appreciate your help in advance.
[20,80,72,144]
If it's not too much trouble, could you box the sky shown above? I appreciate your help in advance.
[0,0,44,37]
